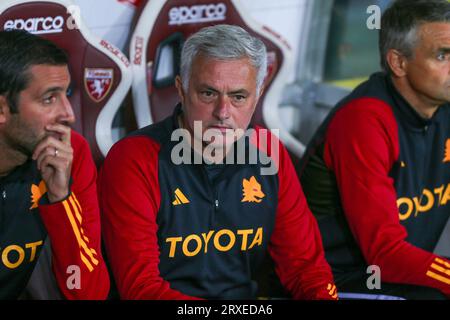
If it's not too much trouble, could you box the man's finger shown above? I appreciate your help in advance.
[36,146,71,170]
[32,136,72,160]
[39,154,71,203]
[36,147,56,171]
[45,123,71,145]
[39,154,71,173]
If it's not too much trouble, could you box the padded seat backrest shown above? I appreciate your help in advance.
[130,0,304,157]
[0,0,133,165]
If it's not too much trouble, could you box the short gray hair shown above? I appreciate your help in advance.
[180,24,267,94]
[379,0,450,73]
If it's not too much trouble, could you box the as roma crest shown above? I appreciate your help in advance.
[84,68,113,102]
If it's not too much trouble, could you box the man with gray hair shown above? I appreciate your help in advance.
[299,0,450,299]
[100,24,337,299]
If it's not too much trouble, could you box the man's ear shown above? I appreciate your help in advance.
[175,75,186,105]
[386,49,408,77]
[0,95,10,124]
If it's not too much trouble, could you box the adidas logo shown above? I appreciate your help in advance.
[444,139,450,163]
[172,188,190,206]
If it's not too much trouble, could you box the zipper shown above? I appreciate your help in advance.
[212,188,219,226]
[0,186,5,225]
[1,185,5,203]
[199,165,219,225]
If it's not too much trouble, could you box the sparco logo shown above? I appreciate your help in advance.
[169,3,226,25]
[4,16,65,35]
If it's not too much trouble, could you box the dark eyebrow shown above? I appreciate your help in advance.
[199,85,219,93]
[437,47,450,53]
[198,85,250,96]
[228,89,250,96]
[41,86,66,96]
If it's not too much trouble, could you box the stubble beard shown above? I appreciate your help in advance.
[4,117,42,158]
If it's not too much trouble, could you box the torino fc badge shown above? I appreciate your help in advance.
[84,68,113,102]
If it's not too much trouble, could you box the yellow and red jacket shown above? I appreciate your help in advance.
[0,131,110,299]
[99,105,337,300]
[299,72,450,297]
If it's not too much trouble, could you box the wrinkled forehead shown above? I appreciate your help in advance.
[191,61,258,96]
[191,55,256,79]
[417,22,450,47]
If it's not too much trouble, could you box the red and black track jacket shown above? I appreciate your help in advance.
[99,105,337,300]
[0,131,110,299]
[299,72,450,297]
